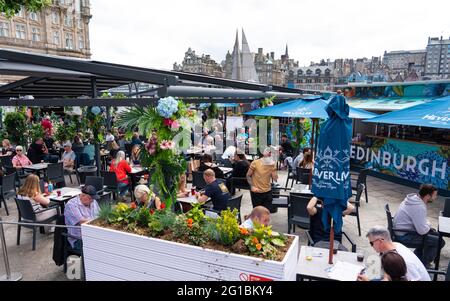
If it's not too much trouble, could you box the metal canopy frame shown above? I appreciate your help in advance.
[0,48,315,106]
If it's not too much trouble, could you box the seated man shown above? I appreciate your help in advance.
[61,142,76,171]
[64,185,100,252]
[196,169,230,212]
[306,196,354,250]
[393,184,445,267]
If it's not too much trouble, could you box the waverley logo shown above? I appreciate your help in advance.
[422,108,450,124]
[283,107,312,116]
[314,147,350,185]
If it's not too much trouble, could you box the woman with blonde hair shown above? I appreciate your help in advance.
[134,185,161,209]
[177,173,189,198]
[130,144,141,166]
[109,150,131,197]
[17,174,59,222]
[1,139,14,156]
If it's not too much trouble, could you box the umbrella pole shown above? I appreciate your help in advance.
[309,118,316,189]
[329,218,334,264]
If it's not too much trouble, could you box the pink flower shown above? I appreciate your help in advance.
[163,118,173,127]
[159,140,174,150]
[171,120,180,130]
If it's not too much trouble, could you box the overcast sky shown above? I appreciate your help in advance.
[90,0,450,70]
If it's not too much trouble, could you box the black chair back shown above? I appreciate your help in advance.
[85,176,104,192]
[101,170,119,188]
[289,194,311,228]
[384,203,396,239]
[47,162,66,187]
[296,167,311,185]
[227,193,243,223]
[443,198,450,218]
[2,173,16,197]
[15,197,37,222]
[231,177,250,190]
[125,143,133,157]
[357,168,369,184]
[0,155,13,168]
[192,171,206,190]
[353,183,365,208]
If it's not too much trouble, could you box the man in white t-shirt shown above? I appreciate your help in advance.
[359,226,430,281]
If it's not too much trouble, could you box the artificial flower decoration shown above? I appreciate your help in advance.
[157,96,179,118]
[159,140,174,150]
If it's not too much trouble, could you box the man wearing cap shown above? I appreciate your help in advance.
[62,141,76,172]
[64,185,100,251]
[246,147,278,211]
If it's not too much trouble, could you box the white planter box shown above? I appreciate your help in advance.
[81,223,299,281]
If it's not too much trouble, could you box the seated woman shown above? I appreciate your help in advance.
[240,206,271,230]
[1,139,15,156]
[109,151,132,197]
[226,153,250,195]
[130,144,141,166]
[134,185,161,209]
[12,145,33,169]
[17,174,59,223]
[300,151,314,169]
[197,154,224,178]
[177,173,189,198]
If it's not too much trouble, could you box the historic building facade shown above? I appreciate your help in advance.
[173,47,223,77]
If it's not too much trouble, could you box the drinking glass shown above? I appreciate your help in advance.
[305,246,313,261]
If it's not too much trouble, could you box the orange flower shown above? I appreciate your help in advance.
[130,202,137,209]
[256,243,262,251]
[186,218,194,224]
[252,237,259,244]
[240,227,249,235]
[160,203,166,210]
[187,223,193,229]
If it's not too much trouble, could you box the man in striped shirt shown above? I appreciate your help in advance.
[64,185,100,251]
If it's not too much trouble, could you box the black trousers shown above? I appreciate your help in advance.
[250,190,273,211]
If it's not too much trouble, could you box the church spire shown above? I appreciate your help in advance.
[285,44,289,58]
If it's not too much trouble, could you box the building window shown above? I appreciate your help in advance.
[64,14,73,27]
[0,22,9,37]
[78,35,84,49]
[53,31,60,45]
[15,24,26,39]
[65,32,73,49]
[31,27,40,41]
[77,18,83,29]
[29,12,39,21]
[52,11,60,24]
[16,8,25,18]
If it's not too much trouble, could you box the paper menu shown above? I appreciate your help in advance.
[439,216,450,234]
[327,261,364,281]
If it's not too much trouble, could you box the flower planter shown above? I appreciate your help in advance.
[81,222,299,281]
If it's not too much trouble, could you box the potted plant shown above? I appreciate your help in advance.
[82,203,298,281]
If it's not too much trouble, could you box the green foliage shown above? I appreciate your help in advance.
[186,222,208,246]
[54,121,77,144]
[28,123,44,142]
[215,209,240,246]
[172,215,190,239]
[85,107,106,143]
[186,203,205,224]
[208,103,219,119]
[260,95,275,108]
[4,111,27,146]
[98,203,114,222]
[291,118,312,150]
[243,223,287,260]
[0,0,51,18]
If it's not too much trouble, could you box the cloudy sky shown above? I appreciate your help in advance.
[90,0,450,70]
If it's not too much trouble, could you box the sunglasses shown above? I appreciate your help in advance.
[16,149,22,152]
[369,238,383,247]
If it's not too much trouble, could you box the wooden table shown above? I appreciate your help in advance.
[296,246,364,281]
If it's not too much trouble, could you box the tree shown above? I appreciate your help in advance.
[0,0,51,18]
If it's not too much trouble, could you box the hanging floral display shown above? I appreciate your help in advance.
[117,97,196,208]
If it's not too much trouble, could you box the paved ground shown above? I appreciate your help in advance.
[0,171,448,281]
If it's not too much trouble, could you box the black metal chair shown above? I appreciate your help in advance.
[85,176,104,193]
[46,162,66,188]
[385,203,427,249]
[0,155,13,168]
[227,193,243,223]
[427,262,450,281]
[272,186,289,209]
[349,183,364,237]
[124,143,133,157]
[15,197,60,250]
[53,215,83,276]
[352,168,369,203]
[296,167,311,185]
[5,166,27,188]
[284,165,296,189]
[288,194,311,234]
[442,198,450,217]
[0,172,16,216]
[192,171,206,190]
[101,170,120,201]
[77,165,97,185]
[230,176,250,192]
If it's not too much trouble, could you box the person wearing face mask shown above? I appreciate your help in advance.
[246,147,278,211]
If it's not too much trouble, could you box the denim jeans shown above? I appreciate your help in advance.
[117,182,129,196]
[395,229,445,266]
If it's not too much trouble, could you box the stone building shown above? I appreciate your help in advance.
[173,47,223,77]
[424,36,450,78]
[0,0,92,83]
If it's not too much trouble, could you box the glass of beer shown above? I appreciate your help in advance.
[357,248,365,262]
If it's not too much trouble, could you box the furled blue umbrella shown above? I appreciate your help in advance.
[363,96,450,129]
[198,103,239,109]
[311,94,353,234]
